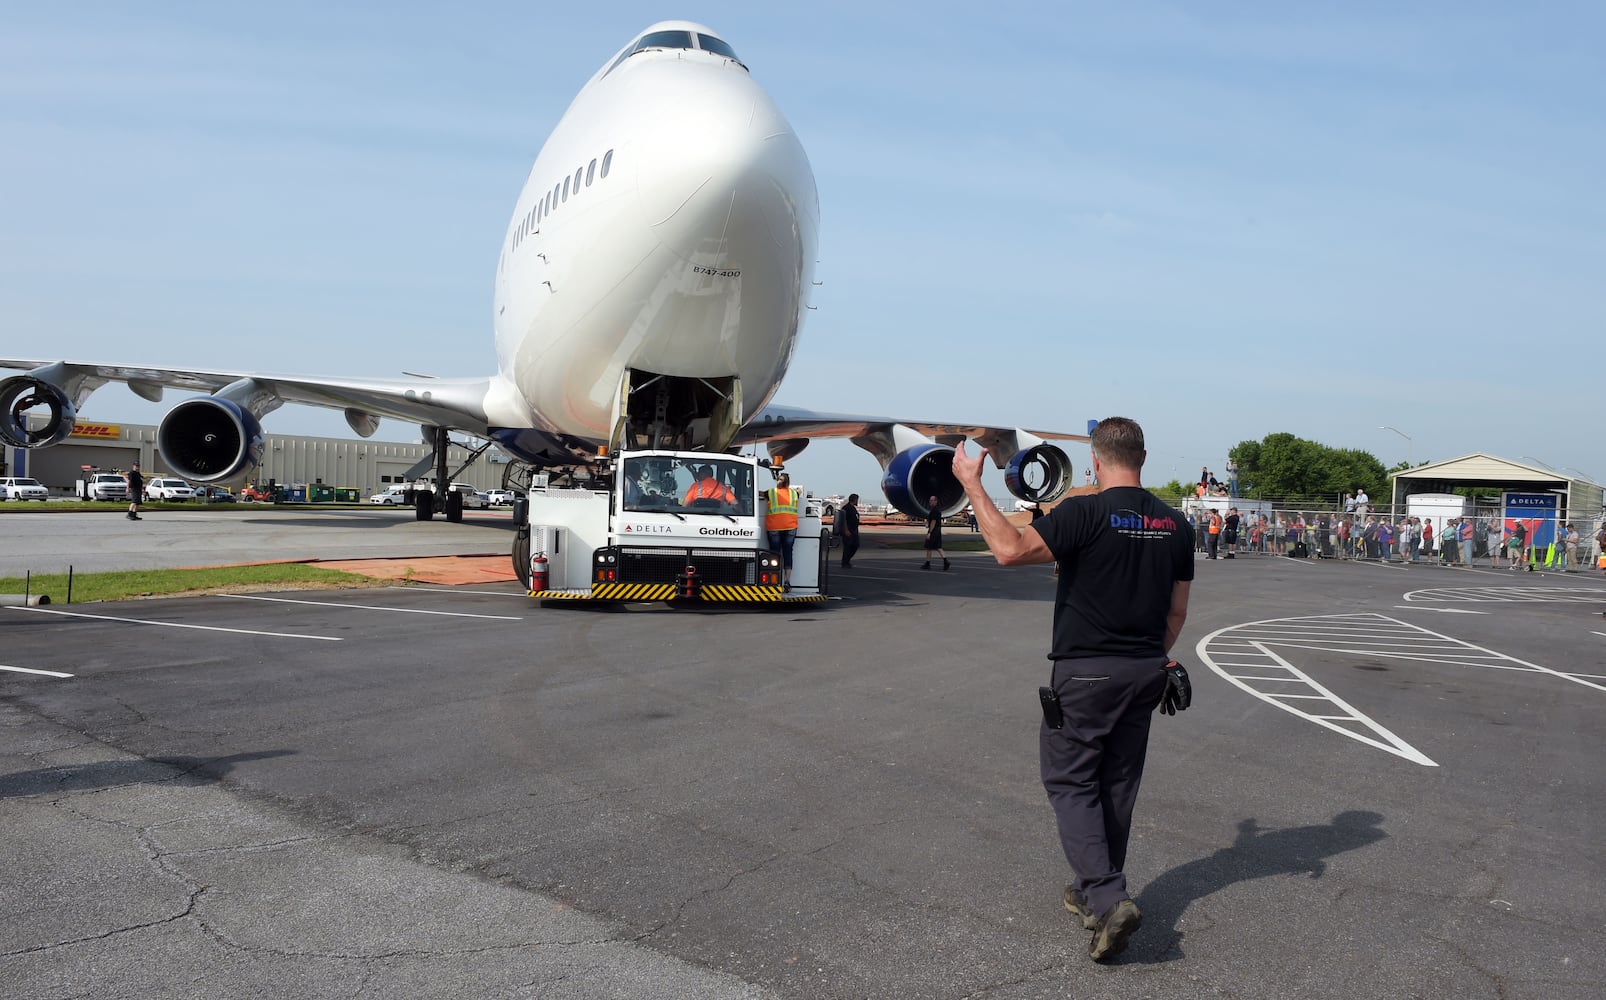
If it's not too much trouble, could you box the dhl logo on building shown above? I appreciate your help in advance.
[69,424,122,439]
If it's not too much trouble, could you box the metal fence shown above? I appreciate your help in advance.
[1173,494,1605,570]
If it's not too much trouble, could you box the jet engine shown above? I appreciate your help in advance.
[1003,443,1073,505]
[880,442,966,521]
[0,376,77,449]
[853,424,1078,521]
[156,397,266,483]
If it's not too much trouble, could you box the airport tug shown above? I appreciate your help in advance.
[514,448,828,606]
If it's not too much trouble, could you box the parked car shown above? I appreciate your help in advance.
[369,485,412,505]
[485,489,514,506]
[195,485,236,503]
[144,477,196,501]
[447,484,491,510]
[78,472,129,501]
[0,477,50,501]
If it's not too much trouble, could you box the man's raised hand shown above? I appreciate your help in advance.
[951,440,986,490]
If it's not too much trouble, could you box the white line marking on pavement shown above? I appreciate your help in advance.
[383,586,530,598]
[1404,586,1606,604]
[219,594,521,620]
[1393,605,1488,614]
[6,606,341,641]
[1195,631,1437,767]
[1354,561,1410,572]
[1385,615,1606,693]
[1,664,74,678]
[1197,609,1606,764]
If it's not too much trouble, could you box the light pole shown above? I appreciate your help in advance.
[1378,425,1412,466]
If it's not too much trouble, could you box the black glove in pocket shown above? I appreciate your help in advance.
[1159,661,1192,716]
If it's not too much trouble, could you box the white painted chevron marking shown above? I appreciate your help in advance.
[1197,610,1606,767]
[1196,630,1437,767]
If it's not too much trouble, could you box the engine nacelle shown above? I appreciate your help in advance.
[881,443,967,521]
[156,398,265,482]
[0,376,77,449]
[1004,444,1073,504]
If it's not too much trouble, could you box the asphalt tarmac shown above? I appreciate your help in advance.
[4,513,1605,999]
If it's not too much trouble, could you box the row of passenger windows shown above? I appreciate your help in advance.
[513,148,614,252]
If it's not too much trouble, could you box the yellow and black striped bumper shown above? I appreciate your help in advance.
[533,583,826,604]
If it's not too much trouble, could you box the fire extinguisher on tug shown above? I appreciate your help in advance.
[529,552,548,593]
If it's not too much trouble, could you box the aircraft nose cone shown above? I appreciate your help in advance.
[634,73,815,266]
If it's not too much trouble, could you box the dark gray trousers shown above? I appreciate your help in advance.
[1040,654,1168,919]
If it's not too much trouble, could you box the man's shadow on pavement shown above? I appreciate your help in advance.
[1127,810,1387,964]
[1,750,295,799]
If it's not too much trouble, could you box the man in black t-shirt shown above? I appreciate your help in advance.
[836,493,862,569]
[922,495,949,571]
[953,417,1193,963]
[125,462,144,521]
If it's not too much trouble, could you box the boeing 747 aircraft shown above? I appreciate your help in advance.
[1,21,1083,522]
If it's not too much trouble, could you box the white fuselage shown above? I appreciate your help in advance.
[483,26,819,443]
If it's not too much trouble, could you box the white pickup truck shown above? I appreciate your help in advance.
[77,473,129,501]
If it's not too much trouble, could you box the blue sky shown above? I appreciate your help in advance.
[3,2,1601,497]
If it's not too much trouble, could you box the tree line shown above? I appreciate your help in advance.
[1150,432,1395,506]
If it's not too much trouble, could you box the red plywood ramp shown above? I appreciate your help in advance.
[316,554,520,586]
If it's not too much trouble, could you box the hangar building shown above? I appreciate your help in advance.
[2,419,508,497]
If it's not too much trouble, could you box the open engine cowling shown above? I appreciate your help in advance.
[881,444,967,521]
[1004,443,1073,504]
[0,376,77,449]
[156,398,265,482]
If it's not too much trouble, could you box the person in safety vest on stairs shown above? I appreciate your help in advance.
[766,472,799,591]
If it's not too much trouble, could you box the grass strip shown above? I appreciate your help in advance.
[0,502,373,514]
[0,564,376,604]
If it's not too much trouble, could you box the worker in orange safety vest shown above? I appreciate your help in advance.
[765,472,799,590]
[683,465,735,505]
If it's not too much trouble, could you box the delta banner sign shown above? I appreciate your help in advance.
[1502,492,1559,549]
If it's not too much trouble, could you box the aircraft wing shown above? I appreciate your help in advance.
[0,357,496,437]
[737,403,1089,466]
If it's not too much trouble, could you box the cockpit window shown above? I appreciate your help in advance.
[634,30,694,52]
[606,28,746,79]
[697,34,739,61]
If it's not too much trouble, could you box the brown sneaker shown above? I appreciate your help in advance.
[1089,899,1141,962]
[1062,885,1097,930]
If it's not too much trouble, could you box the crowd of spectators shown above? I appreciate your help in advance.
[1183,506,1602,572]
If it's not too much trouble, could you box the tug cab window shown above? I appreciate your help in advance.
[621,456,754,517]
